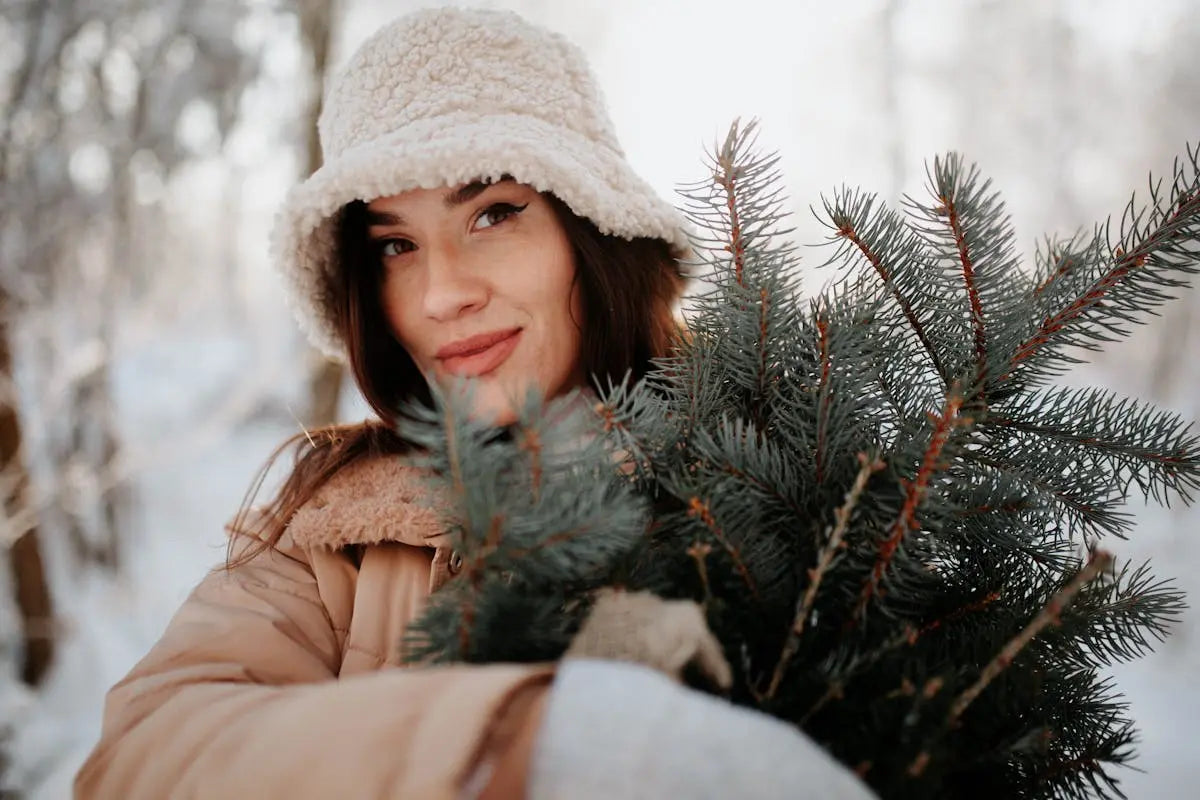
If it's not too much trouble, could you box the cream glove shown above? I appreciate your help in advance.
[564,588,732,690]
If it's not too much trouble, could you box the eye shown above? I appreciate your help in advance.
[473,202,528,231]
[378,238,415,258]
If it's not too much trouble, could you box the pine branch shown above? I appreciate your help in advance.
[1036,559,1186,670]
[679,120,802,430]
[907,589,1003,644]
[815,311,833,484]
[776,285,890,489]
[800,680,846,726]
[941,183,988,373]
[1031,235,1087,299]
[404,126,1200,799]
[687,495,761,601]
[989,386,1200,505]
[716,129,748,287]
[905,154,1026,394]
[966,449,1133,542]
[458,593,475,657]
[698,418,808,521]
[855,391,969,621]
[1010,250,1145,372]
[520,427,543,502]
[595,377,672,484]
[688,540,714,606]
[757,286,771,416]
[824,190,951,385]
[767,453,884,699]
[443,392,467,502]
[946,549,1114,726]
[1005,145,1200,385]
[678,117,798,290]
[1032,719,1135,800]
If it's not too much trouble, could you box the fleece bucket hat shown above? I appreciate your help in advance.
[270,5,692,359]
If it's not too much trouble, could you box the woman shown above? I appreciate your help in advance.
[75,8,876,799]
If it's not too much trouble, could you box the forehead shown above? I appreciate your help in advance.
[365,177,531,215]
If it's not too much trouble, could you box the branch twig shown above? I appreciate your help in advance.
[855,393,967,620]
[716,129,747,286]
[814,313,833,484]
[941,195,987,374]
[837,221,949,384]
[766,453,884,699]
[687,496,760,600]
[946,549,1114,725]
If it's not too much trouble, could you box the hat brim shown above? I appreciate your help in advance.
[270,111,692,359]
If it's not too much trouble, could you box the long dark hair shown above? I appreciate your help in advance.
[228,190,686,567]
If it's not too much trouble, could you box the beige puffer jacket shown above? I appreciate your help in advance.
[74,455,554,799]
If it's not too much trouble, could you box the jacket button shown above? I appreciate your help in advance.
[448,550,464,575]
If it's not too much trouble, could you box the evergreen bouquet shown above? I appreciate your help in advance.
[399,121,1200,799]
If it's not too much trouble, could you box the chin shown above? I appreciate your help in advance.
[475,377,573,427]
[434,369,572,428]
[459,381,521,427]
[474,394,519,426]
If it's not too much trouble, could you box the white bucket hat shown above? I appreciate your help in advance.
[270,5,692,359]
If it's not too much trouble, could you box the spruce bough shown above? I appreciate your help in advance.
[399,122,1200,799]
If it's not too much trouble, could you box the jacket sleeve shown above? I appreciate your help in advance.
[73,532,554,800]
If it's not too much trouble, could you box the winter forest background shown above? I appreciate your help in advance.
[1,0,1197,796]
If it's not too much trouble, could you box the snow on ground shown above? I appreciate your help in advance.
[4,319,304,798]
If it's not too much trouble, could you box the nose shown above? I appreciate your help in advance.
[420,244,488,321]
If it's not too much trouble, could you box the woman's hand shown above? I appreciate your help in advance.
[564,588,732,691]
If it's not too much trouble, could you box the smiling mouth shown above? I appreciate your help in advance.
[437,329,523,377]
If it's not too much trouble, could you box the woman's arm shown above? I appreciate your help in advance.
[527,659,879,800]
[73,532,553,800]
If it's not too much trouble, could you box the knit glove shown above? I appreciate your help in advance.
[564,588,732,691]
[529,659,878,800]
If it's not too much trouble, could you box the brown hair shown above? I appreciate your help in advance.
[227,190,686,567]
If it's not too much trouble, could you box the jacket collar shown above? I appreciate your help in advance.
[288,455,452,550]
[287,388,604,551]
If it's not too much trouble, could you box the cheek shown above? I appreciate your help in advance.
[564,281,584,360]
[525,255,584,380]
[379,274,424,364]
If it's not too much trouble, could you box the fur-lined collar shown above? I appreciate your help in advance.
[288,389,604,550]
[288,455,451,550]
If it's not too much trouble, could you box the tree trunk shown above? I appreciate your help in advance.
[307,352,344,427]
[60,359,122,570]
[299,0,345,427]
[1,299,55,687]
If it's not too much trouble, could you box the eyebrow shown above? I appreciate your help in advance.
[365,175,515,228]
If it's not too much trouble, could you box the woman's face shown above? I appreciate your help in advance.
[367,179,585,424]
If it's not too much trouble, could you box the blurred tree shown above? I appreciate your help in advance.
[1,305,51,686]
[1,0,263,684]
[0,0,77,690]
[299,0,345,427]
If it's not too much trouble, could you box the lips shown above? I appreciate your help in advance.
[436,328,523,377]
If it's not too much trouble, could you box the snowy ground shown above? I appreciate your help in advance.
[3,322,306,797]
